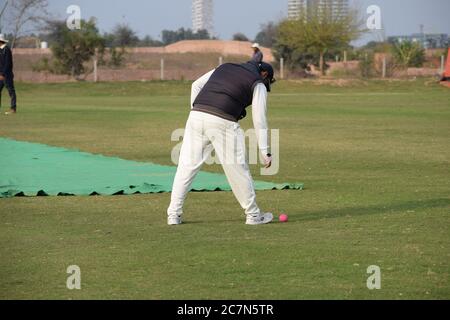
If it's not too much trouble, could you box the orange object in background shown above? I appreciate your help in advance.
[443,48,450,78]
[440,48,450,87]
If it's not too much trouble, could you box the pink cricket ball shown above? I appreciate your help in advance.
[279,214,289,223]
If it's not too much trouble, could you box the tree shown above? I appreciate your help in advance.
[360,41,393,55]
[161,28,210,46]
[232,32,249,42]
[354,42,396,78]
[4,0,48,48]
[138,35,163,47]
[254,22,278,48]
[274,4,364,75]
[193,29,210,40]
[108,23,139,47]
[358,51,375,78]
[391,41,425,68]
[46,19,104,79]
[102,32,115,48]
[108,46,125,68]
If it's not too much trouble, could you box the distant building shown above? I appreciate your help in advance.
[288,0,349,20]
[192,0,214,37]
[288,0,307,20]
[388,34,449,49]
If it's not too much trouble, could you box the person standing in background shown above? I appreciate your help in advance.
[251,43,263,63]
[0,34,17,115]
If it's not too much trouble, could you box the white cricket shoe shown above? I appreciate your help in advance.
[246,212,274,225]
[168,215,182,225]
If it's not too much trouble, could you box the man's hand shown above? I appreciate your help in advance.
[263,153,272,169]
[0,74,5,81]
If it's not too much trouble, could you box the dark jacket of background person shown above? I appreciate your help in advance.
[0,45,14,78]
[252,50,263,64]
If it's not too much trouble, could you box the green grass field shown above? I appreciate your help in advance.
[0,79,449,300]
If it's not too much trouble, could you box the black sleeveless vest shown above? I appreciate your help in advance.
[193,62,263,122]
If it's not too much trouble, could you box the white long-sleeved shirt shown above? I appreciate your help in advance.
[191,70,269,154]
[190,69,215,108]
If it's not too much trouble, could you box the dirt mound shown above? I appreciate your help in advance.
[165,40,274,62]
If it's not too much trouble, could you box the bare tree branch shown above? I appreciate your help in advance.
[0,0,9,33]
[4,0,48,48]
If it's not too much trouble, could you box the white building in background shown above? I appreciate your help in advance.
[288,0,307,20]
[192,0,214,36]
[288,0,349,20]
[324,0,349,19]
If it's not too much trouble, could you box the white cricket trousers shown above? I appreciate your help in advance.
[167,111,261,218]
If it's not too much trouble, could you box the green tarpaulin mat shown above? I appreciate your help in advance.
[0,138,303,198]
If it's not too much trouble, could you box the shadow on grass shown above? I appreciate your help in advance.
[170,198,449,225]
[294,198,450,223]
